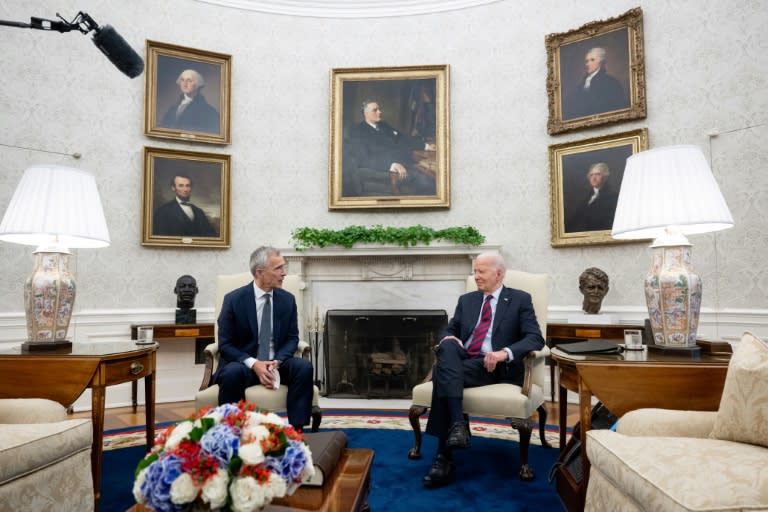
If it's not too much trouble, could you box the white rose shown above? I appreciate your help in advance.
[230,476,267,512]
[132,469,147,503]
[165,420,194,449]
[241,423,270,443]
[239,440,265,465]
[170,473,198,504]
[201,468,229,509]
[268,472,287,498]
[251,411,286,426]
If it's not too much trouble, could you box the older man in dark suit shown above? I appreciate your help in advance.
[153,174,217,237]
[422,251,544,488]
[213,246,313,430]
[159,69,220,134]
[345,99,436,196]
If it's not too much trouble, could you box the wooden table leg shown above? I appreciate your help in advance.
[559,382,568,452]
[91,381,106,511]
[578,376,592,500]
[132,380,138,413]
[144,357,156,450]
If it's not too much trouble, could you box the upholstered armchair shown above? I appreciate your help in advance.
[195,273,322,431]
[408,270,553,480]
[0,398,93,510]
[585,331,768,511]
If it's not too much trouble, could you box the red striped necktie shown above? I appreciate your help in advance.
[466,295,493,356]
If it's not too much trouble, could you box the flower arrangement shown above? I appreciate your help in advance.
[133,401,314,512]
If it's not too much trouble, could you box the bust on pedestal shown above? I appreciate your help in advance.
[174,274,198,324]
[568,267,616,324]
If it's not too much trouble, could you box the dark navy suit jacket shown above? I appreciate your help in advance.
[444,285,544,384]
[215,283,300,376]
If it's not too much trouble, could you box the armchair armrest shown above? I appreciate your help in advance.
[617,408,717,438]
[0,398,68,423]
[521,346,549,397]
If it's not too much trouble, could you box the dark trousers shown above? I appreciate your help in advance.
[425,341,500,439]
[215,357,313,428]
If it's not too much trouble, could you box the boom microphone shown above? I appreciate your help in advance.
[0,11,144,79]
[91,24,144,78]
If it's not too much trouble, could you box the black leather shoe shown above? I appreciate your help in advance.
[422,454,456,488]
[445,420,470,449]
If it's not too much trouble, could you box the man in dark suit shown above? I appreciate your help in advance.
[344,99,436,196]
[564,162,619,233]
[213,246,313,430]
[153,174,217,237]
[563,47,628,120]
[159,69,220,134]
[422,251,544,488]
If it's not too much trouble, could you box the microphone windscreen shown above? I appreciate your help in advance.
[91,25,144,78]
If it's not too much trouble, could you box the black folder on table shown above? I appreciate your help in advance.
[557,340,623,355]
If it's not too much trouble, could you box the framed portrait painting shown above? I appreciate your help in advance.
[329,65,450,209]
[549,128,648,247]
[141,147,231,248]
[144,40,231,144]
[546,7,646,135]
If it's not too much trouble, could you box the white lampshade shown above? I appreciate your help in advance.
[611,145,734,240]
[0,165,110,249]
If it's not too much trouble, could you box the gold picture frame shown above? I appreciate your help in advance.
[549,128,648,247]
[141,147,231,248]
[144,40,231,144]
[329,65,450,209]
[546,7,646,135]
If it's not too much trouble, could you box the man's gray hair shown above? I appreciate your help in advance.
[588,162,610,177]
[177,69,205,88]
[587,47,607,63]
[476,251,507,273]
[361,99,379,114]
[249,246,281,275]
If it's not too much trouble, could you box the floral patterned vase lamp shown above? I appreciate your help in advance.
[611,145,734,354]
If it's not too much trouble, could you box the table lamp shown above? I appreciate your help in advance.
[0,165,110,351]
[611,145,734,353]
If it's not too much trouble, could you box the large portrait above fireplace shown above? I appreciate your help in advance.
[328,65,450,210]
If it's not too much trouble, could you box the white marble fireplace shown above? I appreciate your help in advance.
[283,244,499,395]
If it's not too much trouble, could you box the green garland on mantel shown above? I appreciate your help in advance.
[290,225,485,250]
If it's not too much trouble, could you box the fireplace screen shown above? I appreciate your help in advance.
[324,309,448,398]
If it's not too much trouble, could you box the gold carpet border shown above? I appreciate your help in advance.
[104,413,561,451]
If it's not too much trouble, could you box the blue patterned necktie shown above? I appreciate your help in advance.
[257,294,271,360]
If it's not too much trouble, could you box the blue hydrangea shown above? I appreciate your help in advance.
[213,402,241,419]
[200,423,240,467]
[265,441,308,482]
[140,455,186,512]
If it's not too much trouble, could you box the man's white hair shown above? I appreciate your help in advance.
[177,69,205,88]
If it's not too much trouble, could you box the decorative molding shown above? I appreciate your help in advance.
[193,0,502,18]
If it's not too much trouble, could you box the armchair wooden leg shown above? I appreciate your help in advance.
[537,404,553,449]
[310,406,322,433]
[407,404,428,459]
[510,417,535,481]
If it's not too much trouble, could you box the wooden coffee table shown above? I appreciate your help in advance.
[127,448,374,512]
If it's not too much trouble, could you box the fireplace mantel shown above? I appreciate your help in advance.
[282,244,499,328]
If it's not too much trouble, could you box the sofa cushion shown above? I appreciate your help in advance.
[587,429,768,511]
[0,419,92,485]
[710,331,768,448]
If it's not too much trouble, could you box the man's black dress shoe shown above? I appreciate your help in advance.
[445,420,470,449]
[422,453,456,488]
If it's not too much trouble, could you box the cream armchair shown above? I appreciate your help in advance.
[408,270,553,480]
[195,273,322,431]
[0,398,93,510]
[585,331,768,512]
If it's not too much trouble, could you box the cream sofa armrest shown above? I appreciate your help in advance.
[617,408,717,438]
[0,398,68,424]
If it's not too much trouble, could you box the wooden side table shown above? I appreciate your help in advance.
[545,322,644,402]
[130,322,214,411]
[0,341,157,511]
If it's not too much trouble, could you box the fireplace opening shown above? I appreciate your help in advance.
[323,309,448,398]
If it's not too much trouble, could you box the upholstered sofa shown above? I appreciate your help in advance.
[0,398,94,510]
[585,332,768,512]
